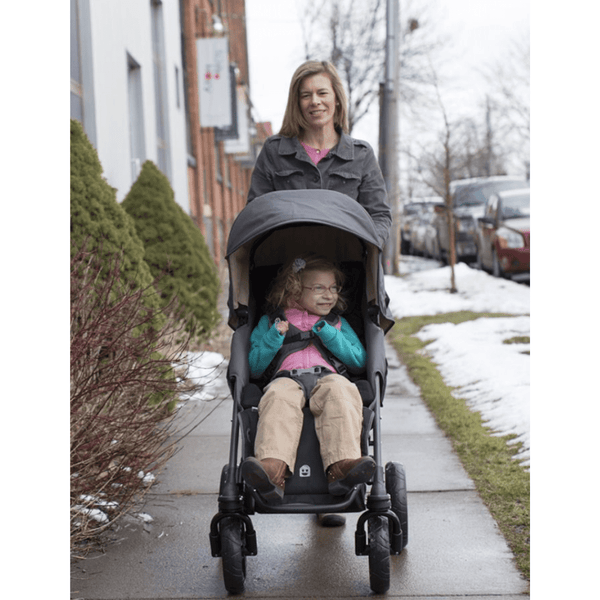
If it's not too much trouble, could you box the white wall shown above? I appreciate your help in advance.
[162,0,189,213]
[87,0,189,212]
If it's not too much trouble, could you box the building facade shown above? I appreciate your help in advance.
[71,0,268,263]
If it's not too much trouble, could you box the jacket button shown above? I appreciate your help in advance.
[313,176,319,182]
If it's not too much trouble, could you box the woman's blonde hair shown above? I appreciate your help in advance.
[279,60,349,138]
[266,254,347,313]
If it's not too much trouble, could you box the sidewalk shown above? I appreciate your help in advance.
[71,328,529,599]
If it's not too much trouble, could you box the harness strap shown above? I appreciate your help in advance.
[274,366,334,399]
[284,330,315,343]
[258,309,348,387]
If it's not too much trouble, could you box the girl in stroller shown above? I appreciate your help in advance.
[211,191,407,594]
[241,254,376,503]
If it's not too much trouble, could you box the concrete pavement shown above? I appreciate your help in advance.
[71,338,529,599]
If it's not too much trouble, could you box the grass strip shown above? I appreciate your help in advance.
[388,311,530,580]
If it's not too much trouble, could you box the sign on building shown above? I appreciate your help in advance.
[196,37,232,128]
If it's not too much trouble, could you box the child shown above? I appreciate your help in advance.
[241,254,376,503]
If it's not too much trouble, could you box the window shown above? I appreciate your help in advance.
[70,0,83,121]
[70,0,97,145]
[127,53,146,181]
[151,0,171,179]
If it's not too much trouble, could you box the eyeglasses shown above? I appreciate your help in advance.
[302,285,342,296]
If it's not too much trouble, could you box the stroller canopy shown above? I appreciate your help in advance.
[226,190,394,332]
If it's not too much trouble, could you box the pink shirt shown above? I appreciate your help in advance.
[279,305,341,373]
[300,142,331,165]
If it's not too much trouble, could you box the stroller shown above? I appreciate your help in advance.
[209,190,408,594]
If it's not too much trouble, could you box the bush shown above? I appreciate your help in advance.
[70,119,155,298]
[122,160,220,342]
[70,245,200,556]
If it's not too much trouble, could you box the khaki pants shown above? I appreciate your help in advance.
[254,374,363,473]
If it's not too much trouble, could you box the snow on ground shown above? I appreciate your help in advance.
[183,350,230,403]
[386,260,530,318]
[386,257,530,465]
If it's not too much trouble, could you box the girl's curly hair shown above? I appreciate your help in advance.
[266,254,347,312]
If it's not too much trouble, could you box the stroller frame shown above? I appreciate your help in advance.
[209,191,407,594]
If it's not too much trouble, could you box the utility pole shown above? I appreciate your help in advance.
[379,0,400,275]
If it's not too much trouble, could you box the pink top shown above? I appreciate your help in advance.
[300,141,331,165]
[279,304,341,373]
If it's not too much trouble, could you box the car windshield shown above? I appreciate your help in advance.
[453,179,528,207]
[501,193,530,219]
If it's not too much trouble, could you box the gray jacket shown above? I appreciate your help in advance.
[247,133,391,246]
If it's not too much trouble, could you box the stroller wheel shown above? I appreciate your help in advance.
[368,515,390,594]
[385,461,409,550]
[220,517,246,594]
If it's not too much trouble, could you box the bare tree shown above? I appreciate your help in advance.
[298,0,385,132]
[485,37,530,178]
[405,95,510,197]
[410,64,460,292]
[299,0,441,133]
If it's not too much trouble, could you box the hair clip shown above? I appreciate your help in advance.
[292,258,306,273]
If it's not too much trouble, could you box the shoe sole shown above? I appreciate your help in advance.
[241,458,284,503]
[328,457,377,496]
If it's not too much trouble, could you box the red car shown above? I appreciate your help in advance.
[475,188,530,280]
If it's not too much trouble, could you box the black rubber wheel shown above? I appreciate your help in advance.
[220,517,246,594]
[368,516,390,594]
[385,461,409,550]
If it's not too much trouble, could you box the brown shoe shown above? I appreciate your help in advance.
[327,456,376,496]
[241,457,287,503]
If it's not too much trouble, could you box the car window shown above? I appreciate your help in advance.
[453,179,529,207]
[500,193,530,219]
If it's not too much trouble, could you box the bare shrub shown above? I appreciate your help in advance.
[70,245,200,556]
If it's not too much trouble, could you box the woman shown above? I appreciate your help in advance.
[247,60,392,248]
[246,61,391,526]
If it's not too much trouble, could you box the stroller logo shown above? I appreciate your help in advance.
[299,465,311,478]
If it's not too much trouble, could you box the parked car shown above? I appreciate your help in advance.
[408,206,434,256]
[475,188,530,279]
[423,207,443,260]
[433,176,529,264]
[401,198,443,254]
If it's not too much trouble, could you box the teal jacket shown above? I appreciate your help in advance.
[249,313,366,379]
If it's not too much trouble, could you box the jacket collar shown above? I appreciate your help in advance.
[278,131,354,161]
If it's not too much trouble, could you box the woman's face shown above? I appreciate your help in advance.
[298,73,337,132]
